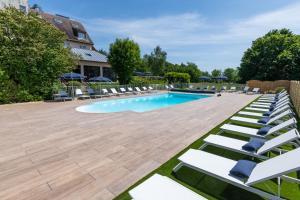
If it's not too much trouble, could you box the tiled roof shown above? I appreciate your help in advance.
[71,48,108,63]
[41,13,93,45]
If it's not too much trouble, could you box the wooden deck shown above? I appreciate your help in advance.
[0,93,258,200]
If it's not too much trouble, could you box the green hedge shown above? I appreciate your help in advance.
[164,72,190,83]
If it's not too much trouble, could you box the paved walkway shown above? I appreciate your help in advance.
[0,93,258,200]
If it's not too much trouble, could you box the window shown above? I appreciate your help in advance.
[78,32,86,40]
[80,45,87,49]
[85,53,92,57]
[19,5,27,13]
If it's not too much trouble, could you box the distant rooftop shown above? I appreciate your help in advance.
[41,12,94,45]
[71,48,107,63]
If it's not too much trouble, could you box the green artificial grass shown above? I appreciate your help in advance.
[114,98,300,200]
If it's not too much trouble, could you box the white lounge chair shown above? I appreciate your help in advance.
[228,86,236,93]
[260,90,286,98]
[245,101,290,112]
[170,84,175,89]
[120,87,132,95]
[258,93,288,102]
[128,87,138,95]
[148,86,155,93]
[176,147,300,200]
[165,85,170,90]
[250,99,290,108]
[243,86,249,93]
[220,118,297,138]
[75,89,90,99]
[253,96,289,106]
[203,129,300,159]
[102,88,114,96]
[142,86,150,93]
[129,174,207,200]
[238,105,291,118]
[230,110,293,126]
[135,87,146,94]
[111,88,124,96]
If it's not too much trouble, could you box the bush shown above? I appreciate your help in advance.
[0,8,75,104]
[164,72,190,83]
[130,76,166,85]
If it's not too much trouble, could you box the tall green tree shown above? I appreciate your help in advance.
[108,38,141,84]
[146,46,167,76]
[165,62,201,82]
[223,67,239,82]
[211,69,222,77]
[239,29,300,82]
[0,8,74,103]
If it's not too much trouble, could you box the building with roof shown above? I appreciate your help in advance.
[40,12,112,79]
[0,0,29,13]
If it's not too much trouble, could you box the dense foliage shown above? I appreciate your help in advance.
[0,8,74,103]
[239,29,300,82]
[223,67,240,82]
[164,72,190,83]
[130,76,166,85]
[165,62,201,83]
[108,38,141,84]
[143,46,167,76]
[211,69,222,77]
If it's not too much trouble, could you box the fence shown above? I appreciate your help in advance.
[246,80,290,93]
[290,81,300,117]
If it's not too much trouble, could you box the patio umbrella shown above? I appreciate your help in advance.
[214,75,228,81]
[88,76,112,82]
[61,72,85,80]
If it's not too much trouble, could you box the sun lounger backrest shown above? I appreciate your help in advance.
[149,86,153,90]
[268,110,292,124]
[102,88,108,93]
[128,87,133,92]
[257,129,299,155]
[253,88,260,92]
[244,86,249,92]
[268,118,297,135]
[120,88,126,92]
[111,88,118,94]
[270,105,290,117]
[135,87,141,92]
[247,147,300,185]
[75,89,83,95]
[143,86,147,90]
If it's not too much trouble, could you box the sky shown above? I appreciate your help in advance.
[29,0,300,72]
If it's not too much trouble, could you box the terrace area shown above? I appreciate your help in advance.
[0,93,258,200]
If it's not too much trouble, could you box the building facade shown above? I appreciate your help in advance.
[0,0,29,12]
[40,13,112,79]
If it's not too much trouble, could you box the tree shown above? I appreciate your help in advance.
[239,29,300,82]
[98,48,108,56]
[108,38,141,84]
[0,8,75,103]
[211,69,222,77]
[146,46,167,76]
[164,62,201,82]
[223,67,239,82]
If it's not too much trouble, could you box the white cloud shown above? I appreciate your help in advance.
[82,2,300,70]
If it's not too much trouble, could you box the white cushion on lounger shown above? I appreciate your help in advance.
[129,174,207,200]
[221,124,259,136]
[244,107,269,112]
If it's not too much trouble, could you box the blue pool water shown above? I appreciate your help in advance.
[76,93,210,113]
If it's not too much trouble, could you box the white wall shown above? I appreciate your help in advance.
[0,0,29,12]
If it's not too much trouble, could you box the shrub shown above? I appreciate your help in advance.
[130,76,166,85]
[0,8,75,104]
[164,72,190,83]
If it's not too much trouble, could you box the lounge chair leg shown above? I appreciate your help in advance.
[277,177,281,198]
[173,162,184,173]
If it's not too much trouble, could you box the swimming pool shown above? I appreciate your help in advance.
[76,93,210,113]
